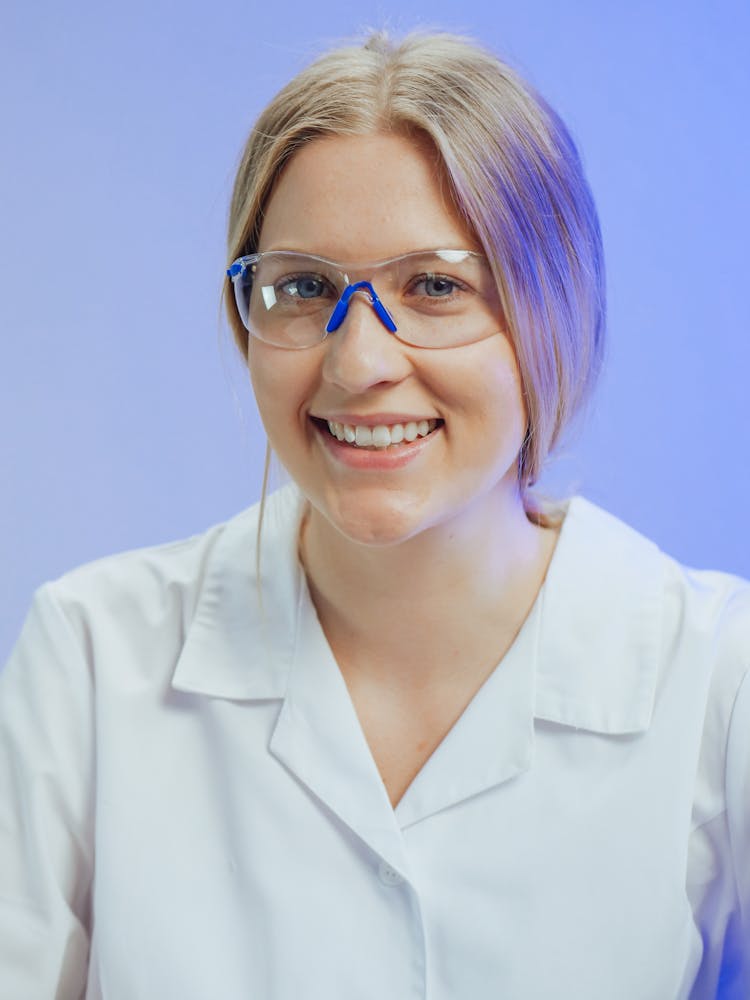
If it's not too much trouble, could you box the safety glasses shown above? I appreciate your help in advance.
[226,248,503,349]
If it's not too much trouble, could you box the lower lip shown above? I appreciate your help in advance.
[312,420,442,470]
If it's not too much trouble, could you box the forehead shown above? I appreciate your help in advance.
[257,132,479,261]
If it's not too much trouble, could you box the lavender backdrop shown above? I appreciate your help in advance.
[2,0,748,660]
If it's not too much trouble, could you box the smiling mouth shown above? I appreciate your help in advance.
[312,417,443,450]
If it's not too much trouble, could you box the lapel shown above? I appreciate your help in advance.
[395,498,666,826]
[171,484,408,873]
[269,572,410,874]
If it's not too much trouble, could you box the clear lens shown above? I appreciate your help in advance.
[230,250,502,349]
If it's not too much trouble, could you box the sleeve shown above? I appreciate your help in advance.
[725,666,750,996]
[0,584,95,1000]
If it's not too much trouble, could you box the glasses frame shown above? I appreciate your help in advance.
[226,248,494,350]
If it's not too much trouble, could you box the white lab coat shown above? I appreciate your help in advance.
[1,484,748,999]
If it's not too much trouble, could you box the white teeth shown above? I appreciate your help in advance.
[325,418,439,449]
[371,425,391,448]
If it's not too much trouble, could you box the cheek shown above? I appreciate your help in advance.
[247,344,316,440]
[482,340,528,431]
[427,339,528,433]
[492,358,528,427]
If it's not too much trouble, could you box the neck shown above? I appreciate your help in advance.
[299,480,560,688]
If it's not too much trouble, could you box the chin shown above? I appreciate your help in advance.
[322,491,433,548]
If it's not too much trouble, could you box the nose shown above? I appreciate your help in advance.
[321,289,412,393]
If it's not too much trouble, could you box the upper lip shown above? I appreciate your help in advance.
[311,413,441,426]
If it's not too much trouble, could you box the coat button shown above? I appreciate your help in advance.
[378,860,404,886]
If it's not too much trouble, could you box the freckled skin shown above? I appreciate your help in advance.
[248,132,529,549]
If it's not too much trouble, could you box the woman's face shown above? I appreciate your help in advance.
[248,132,528,547]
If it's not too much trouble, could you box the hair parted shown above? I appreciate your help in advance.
[225,29,606,517]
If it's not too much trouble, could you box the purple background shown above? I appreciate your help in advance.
[2,0,748,661]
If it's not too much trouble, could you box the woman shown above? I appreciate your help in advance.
[1,30,748,999]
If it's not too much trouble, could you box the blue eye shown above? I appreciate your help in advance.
[278,274,332,299]
[408,273,466,299]
[423,275,456,297]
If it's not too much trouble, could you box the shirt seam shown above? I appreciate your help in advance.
[724,663,750,907]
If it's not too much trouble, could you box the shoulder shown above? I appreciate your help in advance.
[543,495,750,736]
[566,495,750,660]
[663,558,750,821]
[15,485,304,674]
[39,504,257,642]
[566,496,750,806]
[537,497,750,741]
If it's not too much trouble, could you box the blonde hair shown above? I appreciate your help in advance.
[225,30,605,523]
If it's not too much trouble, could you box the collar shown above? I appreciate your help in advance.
[171,486,664,736]
[171,484,304,700]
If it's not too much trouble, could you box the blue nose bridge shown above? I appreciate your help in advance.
[325,280,398,335]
